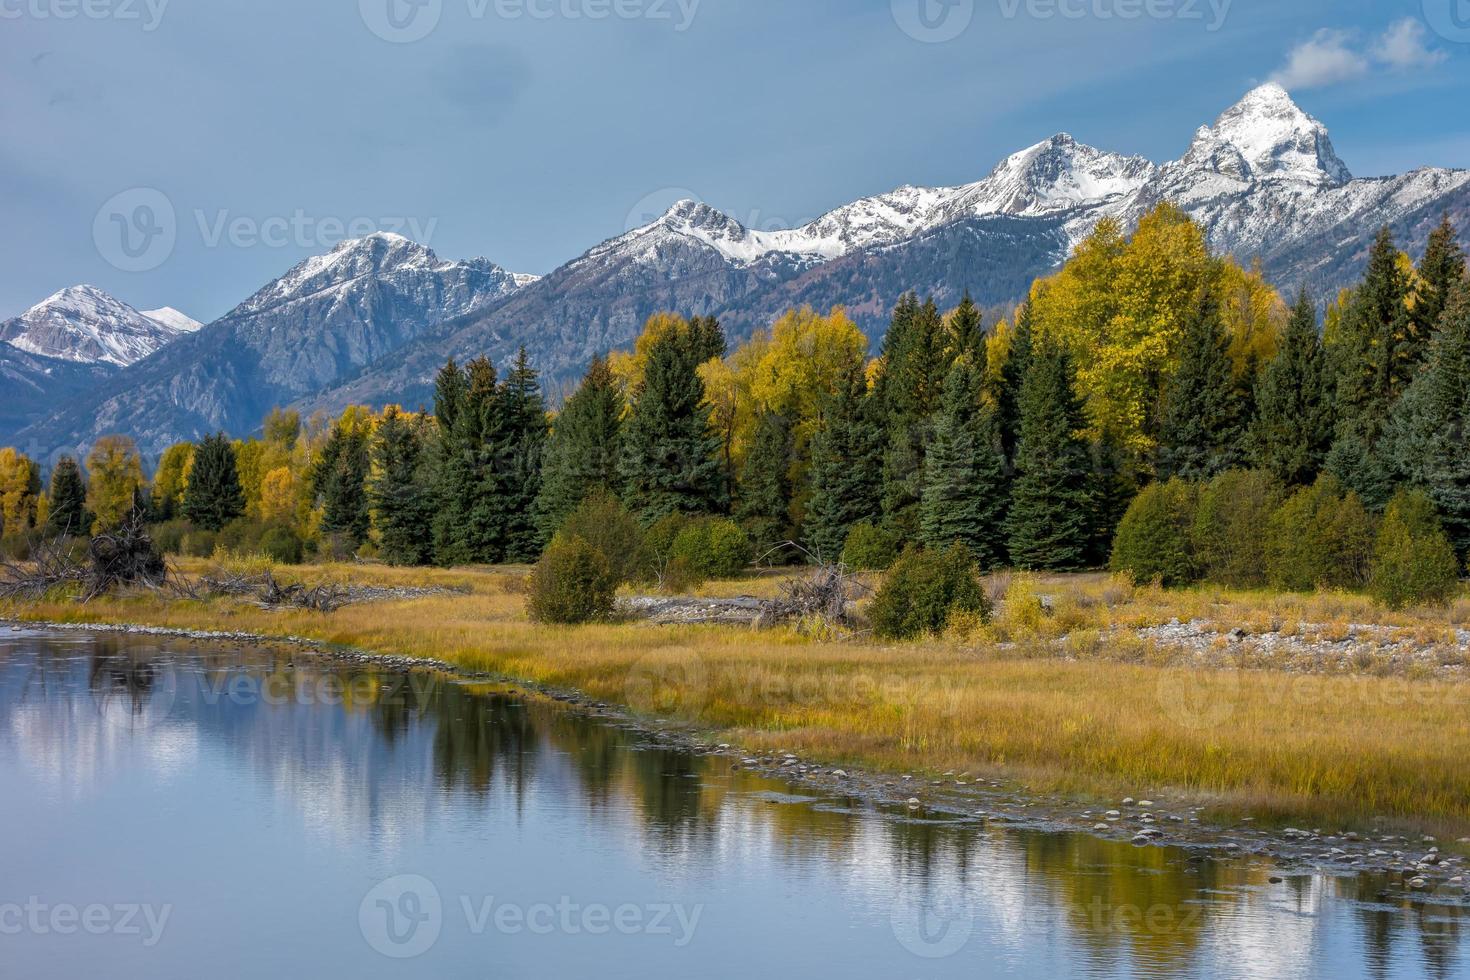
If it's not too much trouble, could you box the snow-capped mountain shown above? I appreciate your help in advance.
[0,285,199,367]
[15,84,1470,455]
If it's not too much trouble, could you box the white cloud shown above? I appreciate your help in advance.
[1270,19,1447,91]
[1270,29,1368,90]
[1373,18,1448,72]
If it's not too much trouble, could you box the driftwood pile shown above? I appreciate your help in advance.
[192,571,348,612]
[0,509,167,602]
[756,562,868,631]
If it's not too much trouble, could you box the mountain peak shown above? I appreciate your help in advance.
[1185,83,1350,186]
[1,285,196,367]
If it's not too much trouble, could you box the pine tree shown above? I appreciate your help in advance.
[497,348,549,564]
[1250,289,1334,485]
[182,432,245,532]
[736,410,795,558]
[919,362,1009,568]
[1411,216,1466,355]
[1005,340,1093,570]
[805,367,884,561]
[44,455,89,537]
[618,325,725,523]
[997,303,1034,467]
[1388,278,1470,557]
[535,354,624,537]
[879,296,951,538]
[313,422,371,546]
[462,356,508,562]
[430,358,476,566]
[1156,289,1244,480]
[368,407,433,566]
[1327,227,1412,509]
[949,291,985,364]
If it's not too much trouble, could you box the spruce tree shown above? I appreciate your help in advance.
[736,410,795,558]
[462,356,509,562]
[618,325,725,523]
[1250,289,1334,485]
[805,367,884,561]
[430,358,476,566]
[313,422,371,546]
[1327,227,1412,509]
[368,407,433,566]
[1156,289,1244,480]
[182,432,245,532]
[1411,216,1466,355]
[879,296,951,539]
[997,304,1034,467]
[44,455,90,537]
[1005,340,1093,570]
[1388,278,1470,556]
[919,362,1009,568]
[497,348,550,564]
[535,355,624,537]
[949,291,985,364]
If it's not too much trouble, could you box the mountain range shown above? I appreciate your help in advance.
[9,83,1470,460]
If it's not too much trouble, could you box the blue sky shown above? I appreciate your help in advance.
[2,0,1468,322]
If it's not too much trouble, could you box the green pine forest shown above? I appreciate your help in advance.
[5,204,1469,608]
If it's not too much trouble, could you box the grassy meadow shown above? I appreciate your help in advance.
[5,559,1470,836]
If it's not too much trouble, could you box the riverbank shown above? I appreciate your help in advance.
[5,560,1470,845]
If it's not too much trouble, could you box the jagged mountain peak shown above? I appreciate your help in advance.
[0,284,197,367]
[1183,82,1351,187]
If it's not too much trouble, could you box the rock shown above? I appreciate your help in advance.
[1105,810,1121,820]
[1122,797,1136,806]
[1269,876,1284,884]
[1094,823,1110,831]
[832,770,849,779]
[1138,800,1155,808]
[906,798,921,808]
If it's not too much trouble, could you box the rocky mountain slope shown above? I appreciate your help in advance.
[0,285,199,367]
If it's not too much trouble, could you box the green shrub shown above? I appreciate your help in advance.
[868,544,990,640]
[841,522,899,571]
[1369,489,1461,609]
[637,513,692,584]
[215,518,267,555]
[151,519,194,556]
[671,518,752,580]
[1190,469,1287,587]
[180,528,218,558]
[1109,479,1198,587]
[527,534,618,624]
[1265,475,1375,592]
[0,534,32,561]
[259,525,304,565]
[555,490,643,584]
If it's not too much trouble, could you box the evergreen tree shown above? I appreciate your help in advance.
[182,432,245,532]
[687,314,728,363]
[1250,289,1335,485]
[44,455,89,537]
[1156,289,1244,480]
[997,303,1034,467]
[313,421,371,546]
[805,367,884,561]
[1410,216,1466,355]
[879,296,951,538]
[949,291,985,364]
[535,355,624,537]
[430,358,476,566]
[1327,227,1412,509]
[736,410,795,558]
[1005,340,1093,570]
[368,407,433,566]
[618,325,725,523]
[462,357,509,562]
[919,362,1009,568]
[497,348,550,564]
[1388,278,1470,557]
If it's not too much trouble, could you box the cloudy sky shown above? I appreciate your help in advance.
[2,0,1468,322]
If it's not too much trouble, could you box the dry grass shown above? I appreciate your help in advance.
[6,560,1469,834]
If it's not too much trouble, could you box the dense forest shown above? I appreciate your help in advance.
[3,204,1467,609]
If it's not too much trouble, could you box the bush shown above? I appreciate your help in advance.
[637,513,692,585]
[151,519,194,557]
[841,522,899,571]
[671,518,752,580]
[527,535,618,624]
[1264,475,1375,592]
[1109,479,1198,587]
[1191,469,1287,588]
[216,518,266,555]
[0,534,32,561]
[555,490,643,584]
[1369,489,1461,609]
[180,528,218,558]
[259,525,304,565]
[868,544,990,640]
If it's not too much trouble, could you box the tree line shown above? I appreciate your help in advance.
[2,204,1466,598]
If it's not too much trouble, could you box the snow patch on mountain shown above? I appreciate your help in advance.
[0,285,198,367]
[141,307,203,333]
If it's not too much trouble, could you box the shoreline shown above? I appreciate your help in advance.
[6,615,1468,901]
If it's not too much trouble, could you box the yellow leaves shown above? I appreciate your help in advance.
[1217,259,1286,376]
[85,435,144,533]
[0,448,41,535]
[609,311,701,396]
[258,467,297,526]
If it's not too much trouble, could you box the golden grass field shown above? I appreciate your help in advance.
[6,558,1469,836]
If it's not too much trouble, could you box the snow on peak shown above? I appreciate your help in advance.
[141,307,202,333]
[1184,83,1351,186]
[949,133,1157,216]
[0,285,196,366]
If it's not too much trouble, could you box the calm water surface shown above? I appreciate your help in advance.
[0,628,1465,979]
